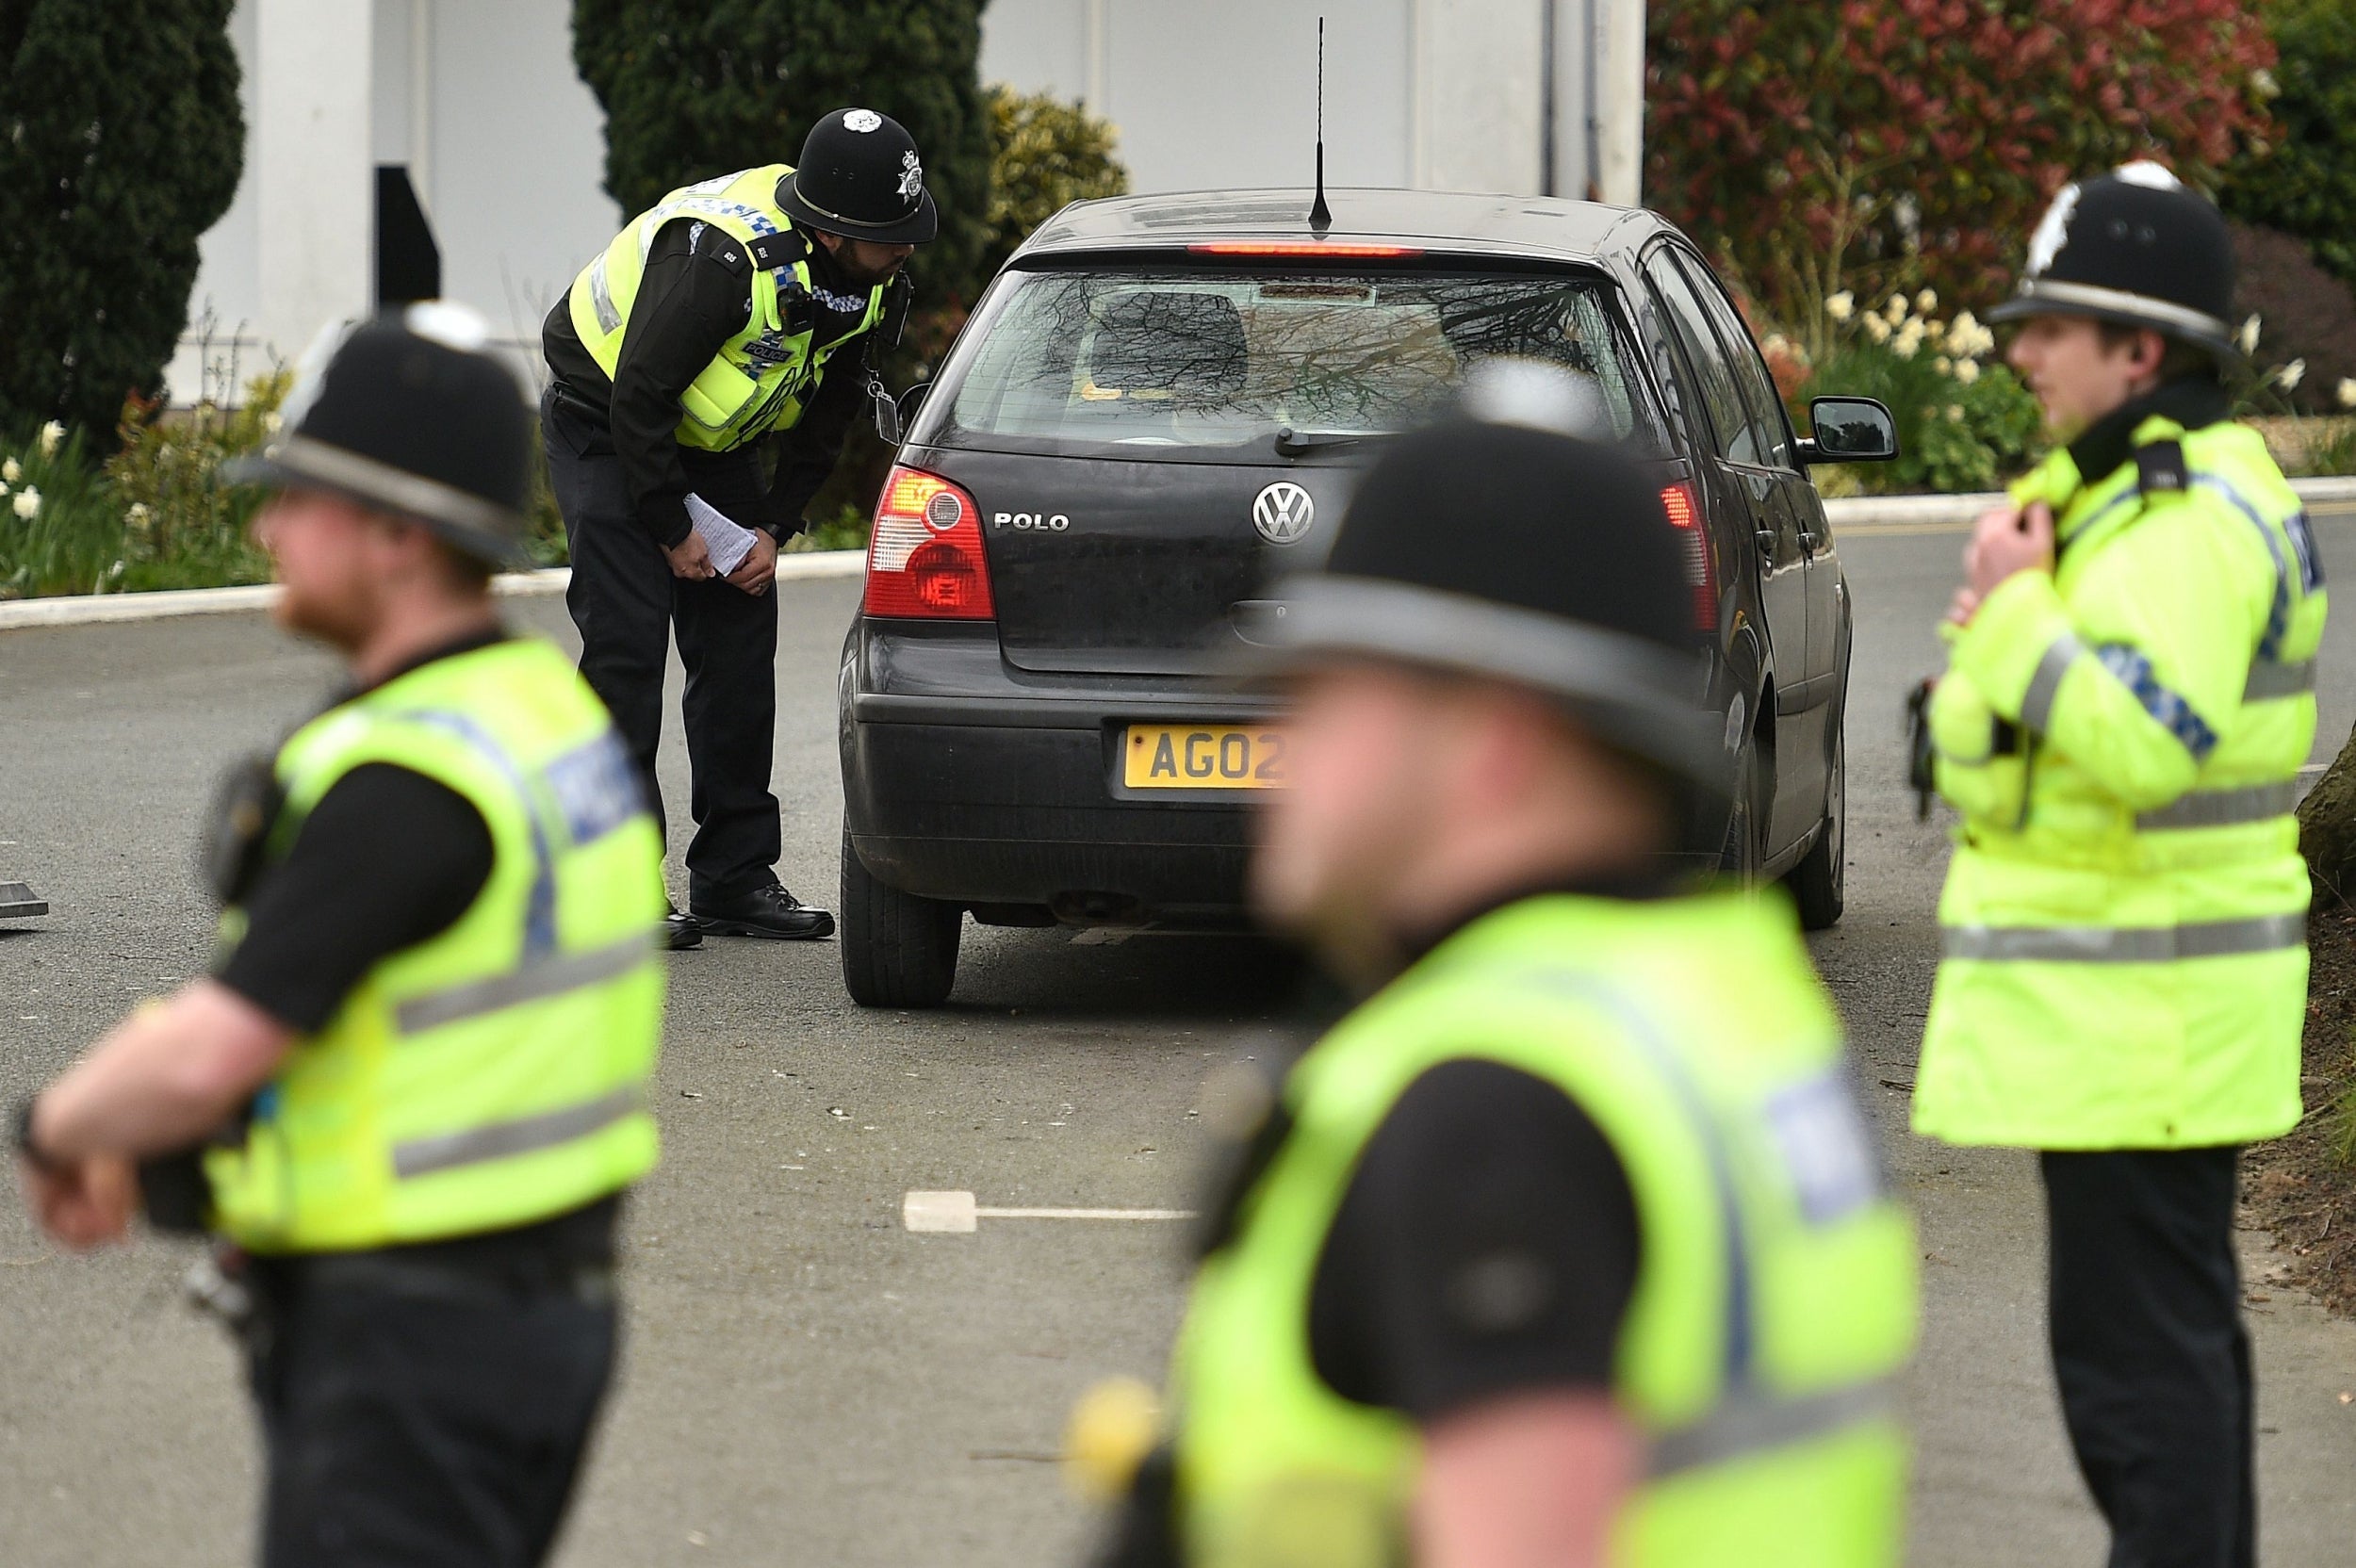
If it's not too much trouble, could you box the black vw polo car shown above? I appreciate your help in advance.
[839,188,1893,1006]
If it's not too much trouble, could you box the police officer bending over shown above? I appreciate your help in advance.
[12,307,666,1568]
[544,107,935,948]
[1085,390,1918,1568]
[1916,164,2327,1568]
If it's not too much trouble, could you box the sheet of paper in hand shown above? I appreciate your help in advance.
[684,493,758,577]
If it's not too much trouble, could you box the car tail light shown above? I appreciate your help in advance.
[1186,241,1424,258]
[1661,481,1715,630]
[863,466,994,619]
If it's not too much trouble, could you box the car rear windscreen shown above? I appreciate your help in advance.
[930,268,1666,459]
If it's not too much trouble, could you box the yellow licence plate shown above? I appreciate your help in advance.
[1121,725,1289,791]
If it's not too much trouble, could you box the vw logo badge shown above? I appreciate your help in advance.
[1252,482,1316,546]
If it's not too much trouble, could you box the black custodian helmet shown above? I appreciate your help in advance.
[221,302,535,568]
[1987,161,2238,361]
[777,107,939,246]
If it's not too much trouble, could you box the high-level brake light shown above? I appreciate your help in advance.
[1186,242,1425,258]
[863,466,994,619]
[1661,482,1716,630]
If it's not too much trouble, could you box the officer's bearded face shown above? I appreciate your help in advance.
[823,236,916,287]
[2006,316,2164,441]
[252,490,397,650]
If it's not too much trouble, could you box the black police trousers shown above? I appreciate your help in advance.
[2040,1147,2254,1568]
[245,1258,617,1568]
[542,388,782,905]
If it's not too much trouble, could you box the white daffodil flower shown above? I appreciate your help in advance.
[2239,316,2263,356]
[1825,291,1855,323]
[1885,294,1909,324]
[2337,378,2356,409]
[2279,359,2306,392]
[1955,359,1982,385]
[13,486,41,520]
[37,421,62,458]
[2,458,19,484]
[1917,289,1938,314]
[1862,313,1892,344]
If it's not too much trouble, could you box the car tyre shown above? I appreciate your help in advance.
[1784,716,1845,931]
[1718,734,1765,884]
[841,832,961,1008]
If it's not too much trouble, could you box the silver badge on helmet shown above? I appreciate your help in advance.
[843,109,883,133]
[2023,182,2082,280]
[897,149,924,202]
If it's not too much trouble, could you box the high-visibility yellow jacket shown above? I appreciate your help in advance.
[1916,411,2326,1149]
[1168,892,1918,1568]
[205,639,666,1251]
[565,165,891,451]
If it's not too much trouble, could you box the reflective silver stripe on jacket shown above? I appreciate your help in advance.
[393,932,658,1036]
[1941,911,2305,964]
[2021,631,2086,733]
[587,255,621,334]
[2245,660,2316,701]
[2135,781,2299,831]
[1649,1379,1895,1480]
[391,1086,644,1180]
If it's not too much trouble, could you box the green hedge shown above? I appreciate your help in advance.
[2224,0,2356,290]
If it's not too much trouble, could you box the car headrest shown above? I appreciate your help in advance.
[1088,290,1249,403]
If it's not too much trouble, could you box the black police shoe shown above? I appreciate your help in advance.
[664,903,704,951]
[690,884,837,941]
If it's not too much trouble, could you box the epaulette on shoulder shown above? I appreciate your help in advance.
[745,231,810,273]
[2135,437,2189,499]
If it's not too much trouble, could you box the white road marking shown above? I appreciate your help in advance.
[902,1190,1197,1233]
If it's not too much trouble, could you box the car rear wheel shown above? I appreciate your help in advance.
[841,833,962,1008]
[1785,719,1846,930]
[1719,735,1765,883]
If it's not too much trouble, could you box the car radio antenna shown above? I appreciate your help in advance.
[1308,16,1333,233]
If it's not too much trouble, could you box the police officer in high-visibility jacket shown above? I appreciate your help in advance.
[543,106,934,948]
[12,306,665,1567]
[1917,163,2327,1567]
[1080,382,1918,1568]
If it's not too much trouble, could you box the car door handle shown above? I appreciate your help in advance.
[1755,529,1779,552]
[1799,530,1823,552]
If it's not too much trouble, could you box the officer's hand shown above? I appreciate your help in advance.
[1945,586,1983,627]
[20,1152,137,1250]
[664,532,717,581]
[1966,501,2055,598]
[727,531,778,596]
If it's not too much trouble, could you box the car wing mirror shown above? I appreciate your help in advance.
[1795,396,1899,465]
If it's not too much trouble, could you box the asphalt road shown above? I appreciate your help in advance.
[4,508,2356,1566]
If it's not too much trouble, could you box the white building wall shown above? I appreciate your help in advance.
[171,0,615,401]
[976,0,1638,202]
[426,2,618,378]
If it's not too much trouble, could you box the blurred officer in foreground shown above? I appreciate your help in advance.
[12,305,666,1567]
[544,106,937,947]
[1079,385,1918,1567]
[1917,164,2327,1567]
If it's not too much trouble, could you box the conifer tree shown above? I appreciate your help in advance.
[0,1,243,440]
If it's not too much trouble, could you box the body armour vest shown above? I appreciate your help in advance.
[1170,891,1919,1568]
[566,164,891,451]
[205,639,667,1251]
